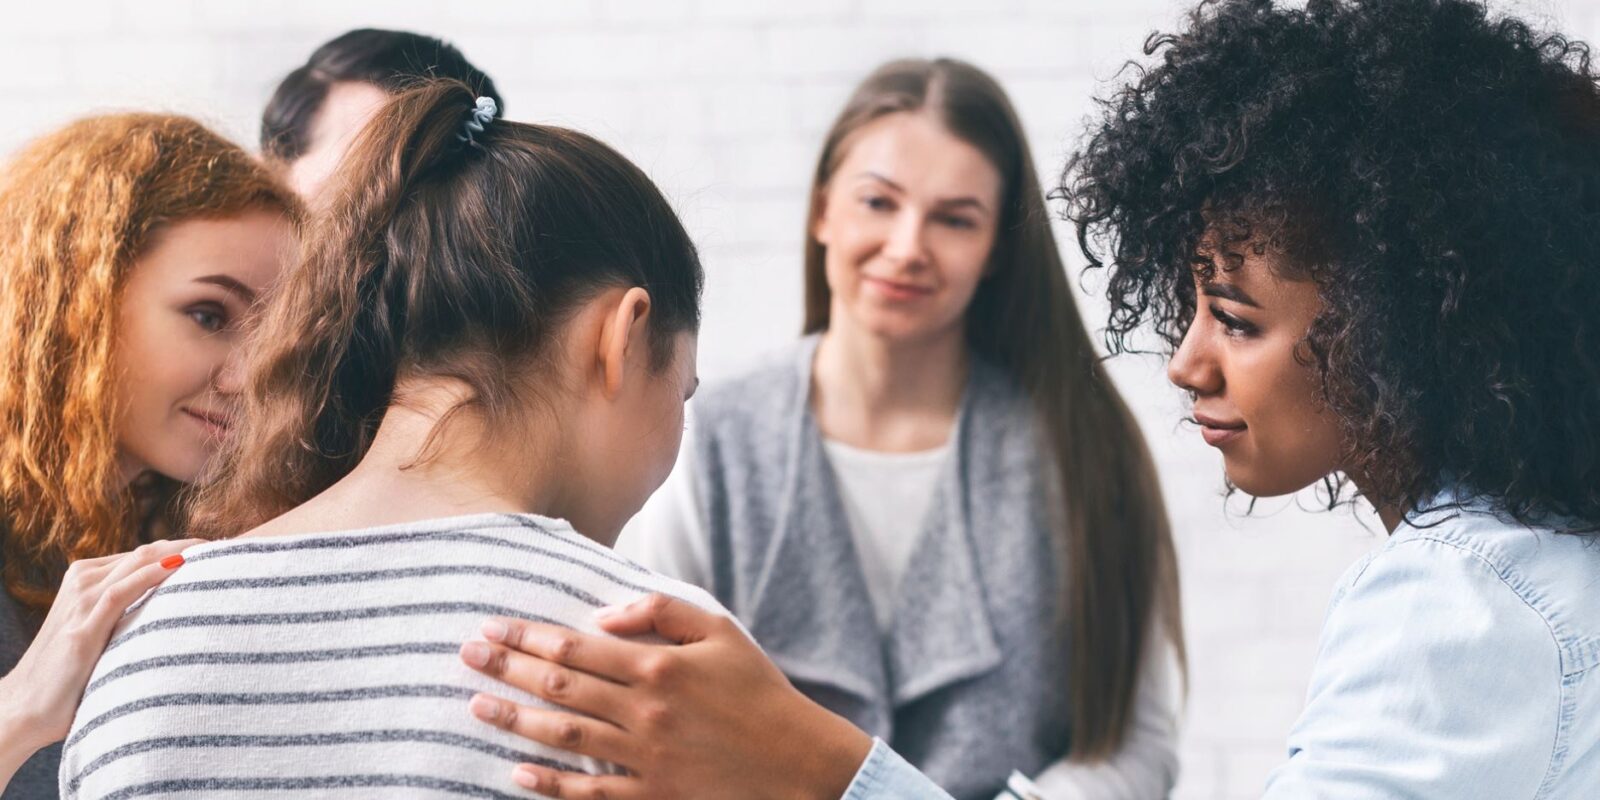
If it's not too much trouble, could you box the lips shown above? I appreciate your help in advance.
[863,275,935,301]
[182,407,232,439]
[1193,412,1246,447]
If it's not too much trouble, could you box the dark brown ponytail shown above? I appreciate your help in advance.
[190,80,702,537]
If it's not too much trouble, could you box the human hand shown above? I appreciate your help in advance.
[459,593,874,800]
[0,538,199,754]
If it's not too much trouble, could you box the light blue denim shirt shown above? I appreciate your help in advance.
[843,496,1600,799]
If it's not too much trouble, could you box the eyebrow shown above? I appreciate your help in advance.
[856,171,990,213]
[194,275,257,302]
[1200,282,1261,308]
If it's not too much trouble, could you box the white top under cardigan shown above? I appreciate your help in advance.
[61,513,729,800]
[618,429,1185,800]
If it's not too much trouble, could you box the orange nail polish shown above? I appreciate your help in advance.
[160,554,185,569]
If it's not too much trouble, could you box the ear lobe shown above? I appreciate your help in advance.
[601,287,653,400]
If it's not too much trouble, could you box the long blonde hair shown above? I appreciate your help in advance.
[805,59,1185,759]
[0,113,299,614]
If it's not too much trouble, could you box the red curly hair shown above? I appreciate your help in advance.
[0,113,300,615]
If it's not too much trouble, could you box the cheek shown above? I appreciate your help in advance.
[121,316,227,415]
[822,225,875,290]
[1232,345,1343,488]
[938,237,991,295]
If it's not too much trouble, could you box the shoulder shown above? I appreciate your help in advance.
[689,339,813,452]
[1343,503,1600,677]
[692,339,809,419]
[1270,506,1596,796]
[494,514,731,619]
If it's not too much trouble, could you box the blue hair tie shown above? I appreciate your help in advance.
[459,96,498,146]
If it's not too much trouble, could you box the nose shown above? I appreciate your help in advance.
[881,210,929,268]
[1167,314,1222,397]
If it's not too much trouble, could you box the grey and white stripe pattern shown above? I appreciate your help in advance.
[60,512,727,799]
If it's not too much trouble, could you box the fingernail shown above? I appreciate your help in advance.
[469,694,499,721]
[160,554,185,569]
[595,605,624,619]
[460,641,491,668]
[511,765,540,789]
[481,620,508,642]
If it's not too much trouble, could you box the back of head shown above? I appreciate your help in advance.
[194,80,702,538]
[0,113,299,612]
[261,28,503,162]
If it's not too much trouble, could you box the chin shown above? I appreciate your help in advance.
[855,310,957,344]
[1222,462,1320,499]
[150,449,211,485]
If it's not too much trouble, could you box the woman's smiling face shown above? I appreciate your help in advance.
[1166,241,1346,497]
[811,111,1002,344]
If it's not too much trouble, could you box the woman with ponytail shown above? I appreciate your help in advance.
[520,58,1185,800]
[57,80,730,799]
[0,114,299,798]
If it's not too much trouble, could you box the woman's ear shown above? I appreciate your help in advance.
[599,287,653,400]
[810,186,832,246]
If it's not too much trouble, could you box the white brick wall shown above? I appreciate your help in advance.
[2,2,1592,797]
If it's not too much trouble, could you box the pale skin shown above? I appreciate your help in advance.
[458,245,1407,798]
[281,80,391,202]
[0,211,292,789]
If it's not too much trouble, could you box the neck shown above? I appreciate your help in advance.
[251,376,570,536]
[1343,468,1406,533]
[811,314,968,452]
[1376,504,1405,534]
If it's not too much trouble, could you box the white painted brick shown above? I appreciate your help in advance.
[765,24,928,78]
[445,1,595,29]
[697,0,855,22]
[705,81,796,137]
[517,30,691,82]
[710,136,818,192]
[791,79,856,134]
[7,0,116,37]
[598,0,698,24]
[65,39,225,96]
[927,20,1090,74]
[0,42,71,92]
[677,27,773,78]
[113,0,205,35]
[857,0,1025,19]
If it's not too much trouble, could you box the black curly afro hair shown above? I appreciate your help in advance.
[1061,0,1600,529]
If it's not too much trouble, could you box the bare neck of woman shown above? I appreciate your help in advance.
[238,375,563,540]
[811,319,968,453]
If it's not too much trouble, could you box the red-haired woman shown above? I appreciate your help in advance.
[0,114,299,796]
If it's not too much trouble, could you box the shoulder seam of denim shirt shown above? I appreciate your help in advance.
[1363,533,1569,796]
[1405,520,1599,678]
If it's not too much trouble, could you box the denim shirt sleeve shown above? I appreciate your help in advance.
[841,739,955,800]
[1263,535,1562,798]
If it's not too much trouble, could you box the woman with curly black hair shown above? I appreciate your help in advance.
[436,1,1600,797]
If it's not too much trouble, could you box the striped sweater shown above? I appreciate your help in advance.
[59,512,727,800]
